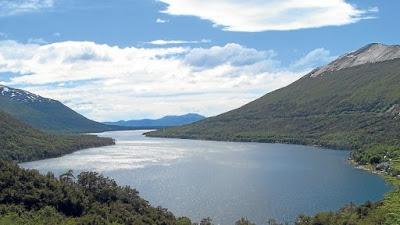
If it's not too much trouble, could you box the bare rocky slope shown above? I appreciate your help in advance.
[310,43,400,77]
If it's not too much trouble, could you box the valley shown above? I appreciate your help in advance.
[1,43,400,225]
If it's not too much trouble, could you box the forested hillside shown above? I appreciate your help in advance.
[0,160,398,225]
[0,85,123,133]
[146,44,400,224]
[0,161,183,225]
[147,57,400,151]
[0,110,114,162]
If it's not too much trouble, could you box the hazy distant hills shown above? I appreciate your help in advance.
[104,113,206,128]
[147,43,400,150]
[0,85,123,133]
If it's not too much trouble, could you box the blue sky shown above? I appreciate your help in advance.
[0,0,398,120]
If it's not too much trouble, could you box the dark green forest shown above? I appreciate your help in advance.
[0,160,178,225]
[1,160,398,225]
[146,58,400,224]
[147,59,400,151]
[0,110,114,162]
[0,86,123,133]
[2,53,400,224]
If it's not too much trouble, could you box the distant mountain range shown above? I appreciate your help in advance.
[104,113,206,128]
[147,43,400,150]
[0,85,123,133]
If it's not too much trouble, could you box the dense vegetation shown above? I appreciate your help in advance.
[0,110,115,162]
[0,161,179,225]
[2,49,400,224]
[0,85,123,133]
[292,144,400,225]
[147,58,400,150]
[0,161,269,225]
[146,58,400,224]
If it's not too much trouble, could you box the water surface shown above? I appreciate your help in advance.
[21,130,390,225]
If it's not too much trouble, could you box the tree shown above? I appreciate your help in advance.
[177,217,192,225]
[235,217,255,225]
[199,217,214,225]
[59,170,75,184]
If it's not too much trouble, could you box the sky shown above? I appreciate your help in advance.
[0,0,399,121]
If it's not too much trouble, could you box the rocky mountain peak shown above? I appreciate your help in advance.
[310,43,400,77]
[0,85,53,103]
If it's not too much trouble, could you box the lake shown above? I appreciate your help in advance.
[21,130,390,225]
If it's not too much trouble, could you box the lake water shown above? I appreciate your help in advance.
[21,130,391,225]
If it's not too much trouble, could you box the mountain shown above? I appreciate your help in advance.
[104,113,206,128]
[0,85,123,133]
[0,110,114,162]
[147,43,400,150]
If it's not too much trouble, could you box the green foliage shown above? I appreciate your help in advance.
[198,217,214,225]
[0,161,180,225]
[0,110,115,162]
[0,87,122,133]
[145,58,400,225]
[177,217,193,225]
[3,59,400,224]
[294,202,385,225]
[235,217,256,225]
[147,59,400,151]
[352,145,400,165]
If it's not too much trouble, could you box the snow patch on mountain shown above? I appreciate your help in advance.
[0,85,54,103]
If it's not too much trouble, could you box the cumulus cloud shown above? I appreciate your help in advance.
[291,48,336,71]
[0,40,329,121]
[184,43,277,69]
[158,0,377,32]
[147,39,211,45]
[156,18,169,23]
[0,0,55,16]
[28,38,48,44]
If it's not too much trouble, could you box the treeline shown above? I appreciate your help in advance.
[0,110,114,162]
[0,160,178,225]
[1,161,393,225]
[0,161,269,225]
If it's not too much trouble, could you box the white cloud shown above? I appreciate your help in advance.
[148,39,211,45]
[0,0,55,16]
[28,38,48,44]
[158,0,377,32]
[184,43,277,69]
[368,7,379,13]
[0,40,329,121]
[156,18,169,23]
[291,48,336,71]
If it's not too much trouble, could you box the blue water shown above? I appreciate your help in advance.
[21,130,391,225]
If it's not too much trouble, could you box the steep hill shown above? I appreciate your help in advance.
[0,110,114,162]
[104,113,205,128]
[147,44,400,150]
[0,85,122,133]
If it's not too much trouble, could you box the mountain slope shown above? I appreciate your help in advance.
[147,44,400,150]
[104,113,205,127]
[0,110,114,162]
[0,85,122,133]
